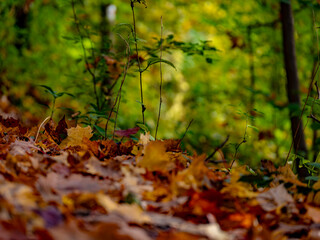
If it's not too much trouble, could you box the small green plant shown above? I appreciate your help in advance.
[38,85,74,119]
[66,0,218,141]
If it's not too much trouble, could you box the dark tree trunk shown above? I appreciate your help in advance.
[280,0,308,177]
[14,3,31,52]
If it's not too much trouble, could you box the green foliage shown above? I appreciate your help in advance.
[38,85,74,119]
[3,0,320,182]
[140,57,176,72]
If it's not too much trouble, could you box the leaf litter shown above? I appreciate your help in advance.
[0,114,320,240]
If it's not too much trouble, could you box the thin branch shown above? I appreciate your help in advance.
[177,119,194,147]
[155,16,163,140]
[71,0,99,109]
[308,114,320,124]
[131,1,145,124]
[113,94,122,140]
[105,34,131,139]
[205,135,230,162]
[230,117,248,169]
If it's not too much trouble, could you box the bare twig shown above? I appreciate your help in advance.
[230,118,248,169]
[308,114,320,124]
[71,0,99,110]
[205,135,230,162]
[131,1,145,124]
[155,16,163,140]
[105,34,131,139]
[177,119,194,147]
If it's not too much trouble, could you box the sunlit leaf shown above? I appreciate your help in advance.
[140,57,176,72]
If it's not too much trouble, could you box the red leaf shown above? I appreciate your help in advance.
[114,127,140,137]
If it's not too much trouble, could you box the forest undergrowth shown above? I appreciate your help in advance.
[1,92,320,239]
[2,0,320,239]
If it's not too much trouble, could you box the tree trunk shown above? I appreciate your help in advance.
[280,0,308,177]
[14,3,31,53]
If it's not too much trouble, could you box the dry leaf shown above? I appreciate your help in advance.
[257,184,295,212]
[137,141,175,171]
[60,125,93,148]
[97,193,151,224]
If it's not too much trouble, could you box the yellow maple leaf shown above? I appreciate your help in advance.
[137,141,174,172]
[60,125,93,148]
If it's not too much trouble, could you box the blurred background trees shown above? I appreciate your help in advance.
[1,0,320,167]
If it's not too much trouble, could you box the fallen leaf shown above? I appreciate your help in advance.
[97,193,151,224]
[305,204,320,223]
[114,127,140,137]
[257,184,295,212]
[137,141,174,172]
[60,125,93,148]
[9,139,40,156]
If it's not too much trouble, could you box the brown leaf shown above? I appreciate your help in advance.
[305,204,320,223]
[257,184,295,212]
[9,139,40,156]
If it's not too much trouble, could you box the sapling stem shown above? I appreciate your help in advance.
[177,119,194,147]
[50,96,56,119]
[105,34,131,139]
[131,1,145,124]
[230,117,248,170]
[155,16,164,140]
[71,0,99,110]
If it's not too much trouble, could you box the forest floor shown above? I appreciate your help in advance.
[0,97,320,240]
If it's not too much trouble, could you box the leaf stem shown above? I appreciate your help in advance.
[105,34,131,139]
[230,117,248,170]
[131,1,145,124]
[71,0,99,110]
[177,119,194,147]
[155,16,163,140]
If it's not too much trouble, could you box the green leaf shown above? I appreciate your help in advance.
[248,125,259,132]
[306,162,320,169]
[239,174,272,188]
[304,98,320,116]
[132,0,147,7]
[38,85,55,96]
[310,122,320,130]
[140,57,176,72]
[136,123,149,133]
[93,124,106,138]
[113,23,133,34]
[305,176,320,181]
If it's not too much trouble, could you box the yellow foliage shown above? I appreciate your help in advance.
[60,125,93,148]
[137,141,175,172]
[172,155,209,194]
